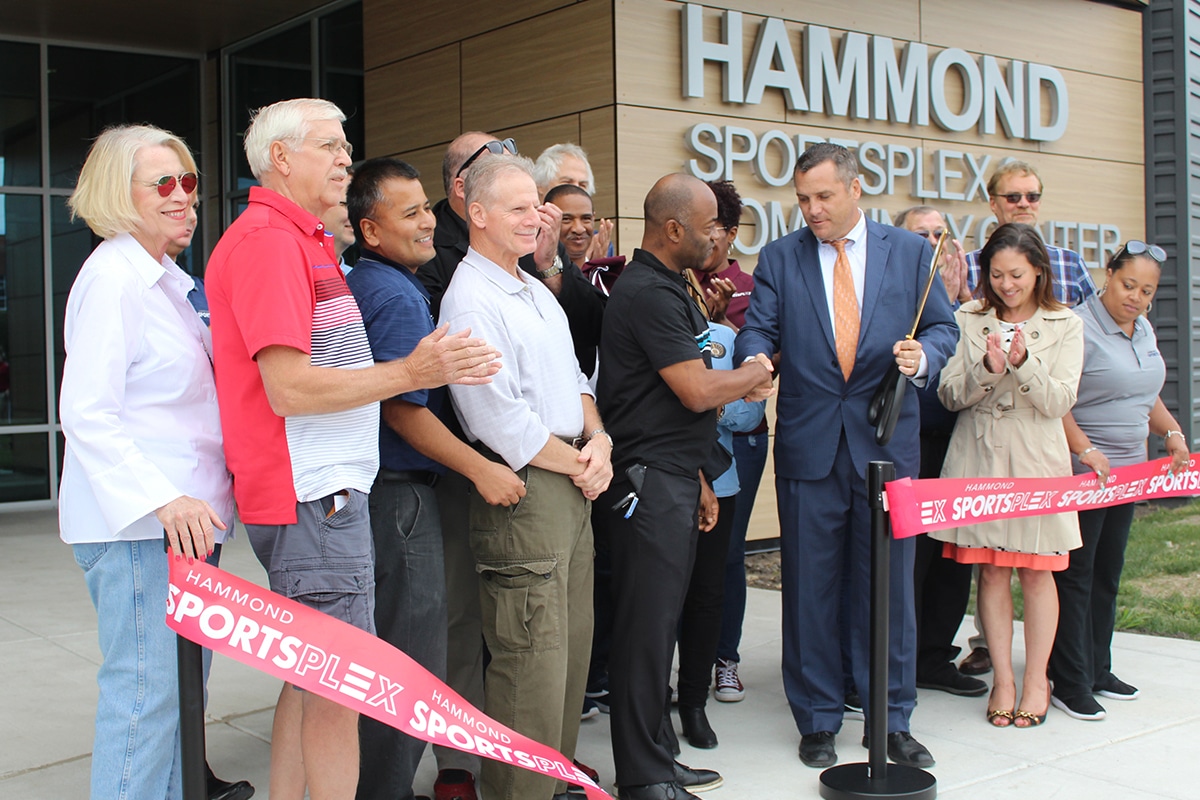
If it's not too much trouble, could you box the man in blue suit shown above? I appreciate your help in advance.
[735,143,957,770]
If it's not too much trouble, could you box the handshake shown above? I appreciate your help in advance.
[739,352,776,402]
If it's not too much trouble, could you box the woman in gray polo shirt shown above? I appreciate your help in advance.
[1049,241,1190,722]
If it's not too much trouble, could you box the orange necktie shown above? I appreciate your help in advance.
[828,238,858,381]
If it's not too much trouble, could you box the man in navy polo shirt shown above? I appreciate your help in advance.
[346,158,527,800]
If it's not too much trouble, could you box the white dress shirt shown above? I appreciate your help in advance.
[59,233,234,544]
[440,247,592,471]
[817,211,927,380]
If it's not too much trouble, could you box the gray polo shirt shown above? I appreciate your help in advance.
[1070,293,1165,472]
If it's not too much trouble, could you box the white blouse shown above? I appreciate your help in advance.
[59,233,234,544]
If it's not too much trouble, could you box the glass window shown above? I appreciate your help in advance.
[50,196,95,414]
[48,47,202,190]
[0,432,51,502]
[0,194,46,426]
[228,24,313,192]
[320,3,365,161]
[0,41,42,187]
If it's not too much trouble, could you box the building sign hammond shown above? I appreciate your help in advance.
[678,4,1118,263]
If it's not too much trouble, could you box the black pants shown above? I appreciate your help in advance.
[599,467,700,787]
[1048,503,1136,698]
[677,495,736,708]
[913,432,974,677]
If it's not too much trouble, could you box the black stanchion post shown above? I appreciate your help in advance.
[819,461,937,800]
[166,532,208,800]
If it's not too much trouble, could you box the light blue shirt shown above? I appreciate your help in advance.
[709,322,766,497]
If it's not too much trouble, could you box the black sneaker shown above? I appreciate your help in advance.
[1051,692,1106,720]
[585,679,611,713]
[1094,675,1140,700]
[917,664,989,697]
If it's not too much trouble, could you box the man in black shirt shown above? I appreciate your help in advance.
[598,174,774,800]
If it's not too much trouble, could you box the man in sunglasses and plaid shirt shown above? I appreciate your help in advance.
[964,159,1098,307]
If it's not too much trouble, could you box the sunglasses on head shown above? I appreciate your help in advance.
[1119,240,1167,263]
[456,138,518,178]
[140,172,198,197]
[997,192,1041,204]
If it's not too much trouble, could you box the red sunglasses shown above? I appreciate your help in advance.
[140,172,199,197]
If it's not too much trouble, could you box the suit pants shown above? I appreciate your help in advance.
[359,479,447,800]
[913,432,974,677]
[1048,503,1136,698]
[471,465,594,800]
[777,435,917,735]
[599,467,701,787]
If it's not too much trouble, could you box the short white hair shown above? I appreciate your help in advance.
[533,142,595,196]
[465,155,537,211]
[243,98,345,179]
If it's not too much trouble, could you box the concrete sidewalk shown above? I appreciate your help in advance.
[2,507,1197,799]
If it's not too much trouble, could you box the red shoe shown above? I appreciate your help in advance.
[434,769,477,800]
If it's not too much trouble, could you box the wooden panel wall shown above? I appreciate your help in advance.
[363,0,616,216]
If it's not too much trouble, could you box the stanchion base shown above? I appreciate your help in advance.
[819,762,936,800]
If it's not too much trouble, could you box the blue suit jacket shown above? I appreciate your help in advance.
[734,217,958,482]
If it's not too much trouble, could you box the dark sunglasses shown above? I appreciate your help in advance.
[140,172,198,197]
[996,192,1041,204]
[1119,240,1167,263]
[456,138,518,178]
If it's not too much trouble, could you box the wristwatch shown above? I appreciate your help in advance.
[538,254,564,279]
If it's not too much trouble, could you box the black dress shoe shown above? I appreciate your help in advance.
[917,664,989,697]
[617,781,700,800]
[861,731,935,768]
[798,731,837,768]
[672,760,723,791]
[678,705,718,749]
[205,762,255,800]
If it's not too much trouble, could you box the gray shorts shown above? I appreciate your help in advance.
[244,489,376,634]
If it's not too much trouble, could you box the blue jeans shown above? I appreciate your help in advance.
[73,539,222,800]
[359,478,448,800]
[717,433,769,663]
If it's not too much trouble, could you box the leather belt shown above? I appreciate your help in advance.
[377,468,440,487]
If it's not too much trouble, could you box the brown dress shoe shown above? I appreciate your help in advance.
[959,646,992,676]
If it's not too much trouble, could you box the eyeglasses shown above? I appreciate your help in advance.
[295,137,354,158]
[996,192,1042,204]
[1119,240,1167,263]
[456,138,518,178]
[912,228,946,240]
[139,172,198,197]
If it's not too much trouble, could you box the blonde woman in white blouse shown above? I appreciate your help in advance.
[61,125,232,800]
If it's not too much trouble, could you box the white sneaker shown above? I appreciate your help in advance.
[714,658,745,702]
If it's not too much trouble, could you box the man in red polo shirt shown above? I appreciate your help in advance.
[206,98,499,800]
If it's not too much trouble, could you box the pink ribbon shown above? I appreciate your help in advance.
[885,456,1200,539]
[166,558,609,798]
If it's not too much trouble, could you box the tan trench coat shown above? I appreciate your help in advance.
[931,300,1084,555]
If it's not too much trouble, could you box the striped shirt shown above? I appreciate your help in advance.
[207,186,378,525]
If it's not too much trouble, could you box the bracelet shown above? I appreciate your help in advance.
[1079,447,1098,458]
[1165,430,1185,442]
[587,429,613,448]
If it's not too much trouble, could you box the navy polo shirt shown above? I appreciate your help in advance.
[346,251,445,474]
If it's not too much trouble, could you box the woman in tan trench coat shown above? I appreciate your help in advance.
[933,223,1083,728]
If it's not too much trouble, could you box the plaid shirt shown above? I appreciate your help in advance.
[965,244,1097,308]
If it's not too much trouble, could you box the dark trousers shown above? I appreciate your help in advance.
[600,467,700,787]
[587,504,614,692]
[717,433,769,663]
[1048,503,1136,698]
[913,432,974,677]
[777,435,917,735]
[677,495,736,708]
[358,479,447,800]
